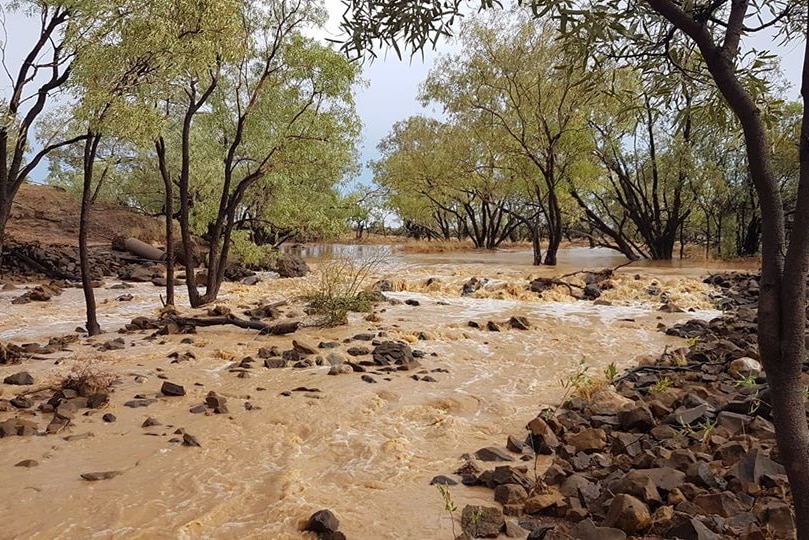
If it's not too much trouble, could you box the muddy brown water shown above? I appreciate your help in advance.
[0,246,756,539]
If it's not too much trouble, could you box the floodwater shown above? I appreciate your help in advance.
[0,245,755,539]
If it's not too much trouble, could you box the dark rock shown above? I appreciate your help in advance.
[732,448,785,484]
[346,346,370,356]
[102,413,116,422]
[430,475,458,486]
[461,505,504,538]
[508,316,531,330]
[305,509,340,534]
[692,492,746,518]
[141,417,162,427]
[526,416,560,454]
[666,517,719,540]
[583,283,601,300]
[4,371,34,385]
[618,405,655,431]
[160,381,186,396]
[474,447,515,462]
[264,358,286,369]
[182,432,201,447]
[10,396,32,408]
[361,375,377,384]
[15,459,38,467]
[372,341,416,369]
[86,393,109,409]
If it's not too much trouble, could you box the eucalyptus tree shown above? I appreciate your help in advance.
[154,0,359,307]
[375,115,521,247]
[422,15,599,264]
[339,1,809,532]
[0,1,90,265]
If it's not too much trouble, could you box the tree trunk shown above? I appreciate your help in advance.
[0,196,10,272]
[543,190,562,265]
[156,138,174,306]
[79,132,102,336]
[531,224,542,266]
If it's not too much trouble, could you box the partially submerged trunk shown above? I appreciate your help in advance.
[79,132,102,336]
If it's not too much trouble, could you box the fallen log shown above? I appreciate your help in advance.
[173,315,300,335]
[123,238,166,262]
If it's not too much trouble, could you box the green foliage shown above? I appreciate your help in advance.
[649,376,672,394]
[603,362,618,383]
[436,484,457,539]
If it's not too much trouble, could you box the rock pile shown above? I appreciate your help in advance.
[441,272,800,539]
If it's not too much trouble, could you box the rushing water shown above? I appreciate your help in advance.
[0,245,752,539]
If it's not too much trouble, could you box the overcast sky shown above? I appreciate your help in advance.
[1,1,805,187]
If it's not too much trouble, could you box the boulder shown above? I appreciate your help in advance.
[372,341,416,369]
[565,428,607,453]
[304,509,340,534]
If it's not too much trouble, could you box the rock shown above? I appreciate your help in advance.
[86,393,109,409]
[526,416,560,454]
[618,405,655,432]
[666,403,711,427]
[659,302,685,313]
[372,280,394,292]
[570,519,627,540]
[461,505,504,538]
[508,316,531,330]
[10,396,32,409]
[275,254,309,277]
[583,283,601,300]
[242,275,261,286]
[524,489,566,514]
[102,413,116,422]
[4,372,34,385]
[361,375,377,384]
[346,346,370,357]
[182,432,201,447]
[305,509,340,534]
[100,337,126,351]
[372,341,416,369]
[292,340,318,355]
[141,417,162,427]
[81,471,123,481]
[609,471,662,504]
[328,365,352,375]
[264,358,286,369]
[15,459,38,467]
[759,502,795,538]
[733,448,786,485]
[728,357,761,378]
[565,428,607,453]
[494,484,528,505]
[205,394,228,412]
[124,398,157,409]
[666,517,719,540]
[634,467,686,492]
[430,475,458,486]
[474,447,515,462]
[462,277,487,296]
[692,492,746,518]
[160,381,186,396]
[603,494,651,534]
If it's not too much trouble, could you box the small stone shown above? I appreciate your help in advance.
[361,375,377,384]
[160,381,186,396]
[141,417,162,427]
[102,413,116,423]
[182,432,201,447]
[430,475,458,486]
[15,459,38,468]
[494,484,528,505]
[305,509,340,534]
[81,470,123,481]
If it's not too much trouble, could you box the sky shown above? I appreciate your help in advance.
[0,1,805,188]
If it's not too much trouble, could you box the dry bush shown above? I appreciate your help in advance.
[60,358,119,396]
[304,250,389,326]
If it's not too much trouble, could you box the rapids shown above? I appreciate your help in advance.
[0,246,755,539]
